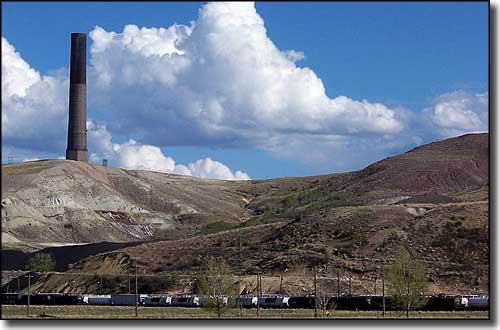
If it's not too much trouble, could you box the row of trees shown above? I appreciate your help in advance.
[196,248,428,318]
[22,249,428,318]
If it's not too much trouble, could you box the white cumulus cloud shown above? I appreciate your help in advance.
[2,37,68,153]
[2,35,250,180]
[2,37,41,98]
[87,121,250,180]
[88,1,403,151]
[113,140,176,173]
[1,2,489,175]
[185,158,251,180]
[426,91,488,138]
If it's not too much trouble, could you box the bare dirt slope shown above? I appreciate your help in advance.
[246,133,488,214]
[2,160,250,251]
[1,133,489,294]
[43,201,484,295]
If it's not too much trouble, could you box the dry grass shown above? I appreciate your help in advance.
[0,305,489,319]
[1,161,56,176]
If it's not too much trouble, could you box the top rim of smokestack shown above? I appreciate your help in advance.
[71,32,86,37]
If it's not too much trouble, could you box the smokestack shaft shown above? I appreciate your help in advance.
[66,32,87,162]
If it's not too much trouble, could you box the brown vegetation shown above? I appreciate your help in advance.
[1,133,489,296]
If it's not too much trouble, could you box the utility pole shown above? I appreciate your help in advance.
[313,268,317,318]
[337,269,340,298]
[260,274,263,296]
[382,266,386,318]
[348,276,352,296]
[374,275,377,295]
[27,273,31,318]
[238,223,242,263]
[135,261,138,318]
[256,273,261,318]
[237,283,242,318]
[280,273,284,319]
[406,269,410,318]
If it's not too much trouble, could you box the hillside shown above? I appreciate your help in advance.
[1,133,489,294]
[2,160,251,252]
[246,133,488,213]
[40,200,483,295]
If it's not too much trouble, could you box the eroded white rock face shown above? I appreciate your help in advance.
[18,173,135,212]
[406,208,419,216]
[372,196,411,205]
[171,200,198,215]
[406,207,428,216]
[1,167,169,247]
[2,160,245,249]
[2,196,47,226]
[417,208,428,216]
[1,198,13,207]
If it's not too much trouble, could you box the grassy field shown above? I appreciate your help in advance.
[0,305,489,319]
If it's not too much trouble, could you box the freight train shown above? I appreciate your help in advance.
[0,293,489,311]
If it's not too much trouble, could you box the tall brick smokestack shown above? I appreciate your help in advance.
[66,32,87,162]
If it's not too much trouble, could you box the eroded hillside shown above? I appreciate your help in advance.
[1,133,489,294]
[2,160,251,251]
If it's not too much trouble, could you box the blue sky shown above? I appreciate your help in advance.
[2,2,489,179]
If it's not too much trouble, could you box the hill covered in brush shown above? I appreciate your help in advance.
[1,133,489,294]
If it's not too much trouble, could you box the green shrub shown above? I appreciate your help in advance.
[26,253,55,272]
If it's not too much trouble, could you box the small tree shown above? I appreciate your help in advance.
[386,248,428,317]
[26,253,55,272]
[197,257,234,318]
[317,278,336,318]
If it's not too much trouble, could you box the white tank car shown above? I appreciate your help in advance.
[282,296,290,307]
[258,295,288,308]
[465,294,489,310]
[83,294,112,305]
[241,295,258,308]
[197,296,229,307]
[144,295,172,306]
